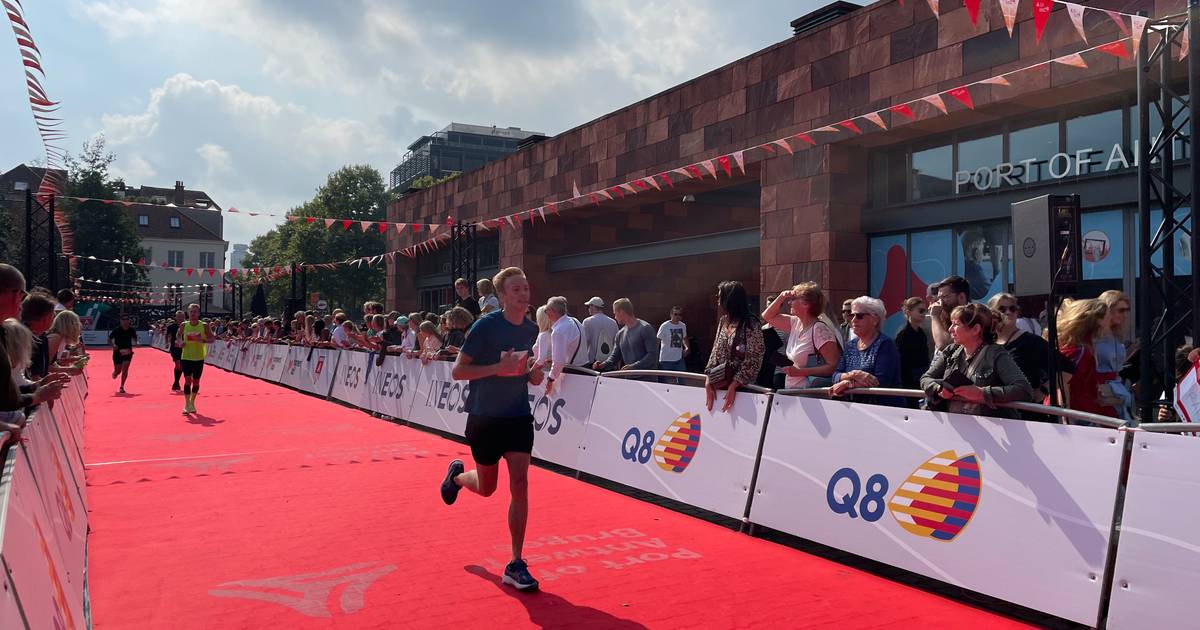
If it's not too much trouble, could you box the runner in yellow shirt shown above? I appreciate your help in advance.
[177,303,214,414]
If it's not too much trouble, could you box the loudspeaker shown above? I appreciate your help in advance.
[1012,194,1081,297]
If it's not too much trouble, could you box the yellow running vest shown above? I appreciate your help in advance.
[181,321,207,361]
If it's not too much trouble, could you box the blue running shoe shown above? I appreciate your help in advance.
[440,459,464,505]
[502,559,539,591]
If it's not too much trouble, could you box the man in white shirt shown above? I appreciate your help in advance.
[581,297,618,364]
[543,296,589,396]
[657,306,689,373]
[330,313,353,349]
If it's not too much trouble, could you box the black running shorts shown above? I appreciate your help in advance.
[112,349,133,366]
[170,346,183,361]
[180,359,205,379]
[464,414,534,466]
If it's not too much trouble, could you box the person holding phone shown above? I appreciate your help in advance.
[439,267,544,591]
[921,303,1033,418]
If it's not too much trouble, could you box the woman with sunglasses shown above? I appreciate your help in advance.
[987,293,1054,397]
[895,297,931,398]
[1095,290,1134,419]
[921,303,1033,418]
[829,297,902,406]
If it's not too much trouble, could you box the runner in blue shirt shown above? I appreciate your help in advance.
[440,266,544,590]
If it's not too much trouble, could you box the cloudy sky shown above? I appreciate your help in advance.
[2,0,821,262]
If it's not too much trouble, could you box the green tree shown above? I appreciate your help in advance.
[242,165,390,315]
[62,136,146,287]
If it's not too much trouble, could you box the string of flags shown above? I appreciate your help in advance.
[903,0,1149,47]
[76,277,230,291]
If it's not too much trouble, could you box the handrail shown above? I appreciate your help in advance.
[563,365,601,377]
[599,369,773,394]
[775,386,1127,429]
[1128,422,1200,433]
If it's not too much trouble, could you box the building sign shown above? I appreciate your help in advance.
[954,142,1138,194]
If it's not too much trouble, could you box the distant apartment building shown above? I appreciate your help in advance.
[229,243,249,271]
[389,123,545,192]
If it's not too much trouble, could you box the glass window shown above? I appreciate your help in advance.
[955,223,1008,303]
[1066,108,1122,176]
[169,216,181,229]
[199,252,215,268]
[138,214,149,226]
[870,234,908,336]
[1081,210,1124,280]
[1008,121,1059,185]
[13,181,27,191]
[911,144,953,200]
[910,230,953,295]
[955,132,1003,194]
[168,250,184,267]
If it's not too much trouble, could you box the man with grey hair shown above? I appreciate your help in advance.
[0,264,66,418]
[543,296,589,397]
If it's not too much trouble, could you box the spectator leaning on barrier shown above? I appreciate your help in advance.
[442,307,474,355]
[921,303,1033,418]
[930,275,971,352]
[657,306,690,374]
[55,288,75,312]
[830,297,902,406]
[45,310,84,376]
[762,282,842,389]
[331,313,353,349]
[582,297,618,364]
[896,297,931,394]
[20,293,57,381]
[0,318,33,430]
[704,281,765,412]
[543,296,588,398]
[989,293,1059,403]
[595,298,659,373]
[0,264,66,415]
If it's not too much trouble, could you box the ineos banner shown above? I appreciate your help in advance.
[204,340,223,366]
[749,396,1124,626]
[280,346,342,397]
[526,373,599,469]
[330,350,373,409]
[577,378,769,520]
[1106,431,1200,630]
[238,343,271,379]
[406,359,470,437]
[362,354,423,420]
[0,449,86,630]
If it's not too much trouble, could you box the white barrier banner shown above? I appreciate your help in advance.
[204,340,225,366]
[406,359,471,436]
[0,450,87,630]
[280,346,342,397]
[46,407,86,513]
[238,343,271,378]
[1106,431,1200,629]
[218,340,242,371]
[577,378,768,520]
[750,396,1123,625]
[0,572,24,630]
[330,350,373,409]
[262,344,290,383]
[361,354,422,419]
[21,415,86,596]
[526,373,599,469]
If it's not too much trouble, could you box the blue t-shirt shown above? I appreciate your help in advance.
[460,310,539,418]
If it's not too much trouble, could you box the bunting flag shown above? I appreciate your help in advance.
[769,138,794,154]
[838,119,862,134]
[793,132,816,145]
[979,76,1011,86]
[717,155,732,177]
[922,94,948,114]
[1066,2,1088,44]
[813,125,839,134]
[1098,40,1130,59]
[700,159,718,179]
[1180,25,1190,62]
[572,181,581,198]
[862,112,887,130]
[360,221,372,232]
[1055,52,1088,68]
[925,0,939,20]
[732,150,746,175]
[341,220,353,230]
[889,103,916,119]
[1033,0,1054,43]
[947,87,975,110]
[1131,16,1148,52]
[964,0,981,27]
[999,0,1019,36]
[323,219,335,229]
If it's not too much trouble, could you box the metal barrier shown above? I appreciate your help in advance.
[598,369,774,394]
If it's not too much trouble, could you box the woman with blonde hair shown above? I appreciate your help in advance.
[1054,298,1115,416]
[477,278,500,314]
[761,281,843,389]
[46,309,84,366]
[1,318,33,427]
[531,305,552,369]
[1095,290,1133,418]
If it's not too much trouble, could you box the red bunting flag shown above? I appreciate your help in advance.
[964,0,981,27]
[837,119,862,134]
[306,216,316,224]
[230,269,239,277]
[633,179,648,190]
[186,269,194,276]
[137,258,145,265]
[377,222,389,234]
[207,269,216,277]
[412,223,423,232]
[717,155,732,177]
[661,172,673,187]
[1098,41,1130,59]
[1033,0,1053,43]
[341,220,353,230]
[890,103,916,119]
[686,164,704,179]
[793,133,817,145]
[947,87,975,110]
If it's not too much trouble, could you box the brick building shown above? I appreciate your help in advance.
[388,0,1181,350]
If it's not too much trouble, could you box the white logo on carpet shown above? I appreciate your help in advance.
[208,561,396,618]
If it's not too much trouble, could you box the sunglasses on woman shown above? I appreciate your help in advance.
[997,305,1018,313]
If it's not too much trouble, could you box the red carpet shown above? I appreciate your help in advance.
[84,350,1031,629]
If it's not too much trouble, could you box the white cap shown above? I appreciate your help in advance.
[584,297,605,308]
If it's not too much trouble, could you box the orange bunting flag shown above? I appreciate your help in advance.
[1104,10,1131,35]
[964,0,981,27]
[979,76,1011,86]
[1033,0,1053,43]
[813,125,839,133]
[922,94,948,114]
[394,223,407,232]
[1098,41,1130,59]
[642,176,661,190]
[999,0,1019,36]
[1055,52,1088,68]
[889,103,916,119]
[862,112,887,130]
[1066,2,1087,44]
[947,86,974,110]
[1181,27,1190,62]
